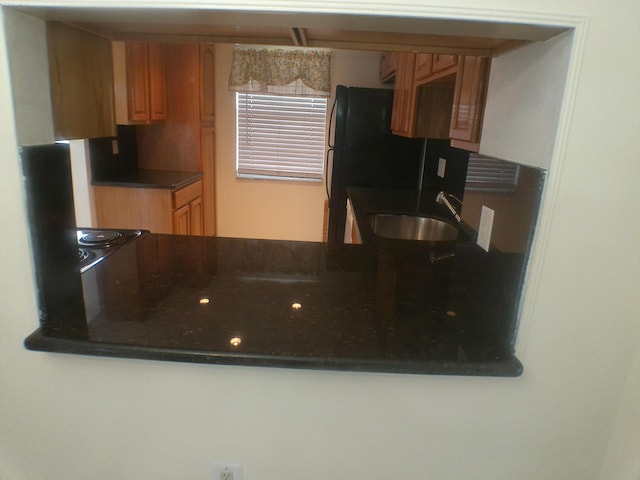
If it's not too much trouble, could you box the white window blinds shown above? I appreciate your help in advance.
[236,93,327,181]
[465,154,520,192]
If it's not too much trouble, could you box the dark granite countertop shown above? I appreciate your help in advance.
[25,232,522,376]
[92,169,202,190]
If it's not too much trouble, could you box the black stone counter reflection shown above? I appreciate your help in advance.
[25,234,522,376]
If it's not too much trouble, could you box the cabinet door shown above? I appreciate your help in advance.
[379,52,397,82]
[414,53,432,81]
[173,204,191,235]
[432,54,458,73]
[450,56,490,152]
[200,127,216,236]
[390,52,416,137]
[125,42,150,122]
[199,44,216,124]
[47,22,116,140]
[148,43,166,121]
[189,197,204,236]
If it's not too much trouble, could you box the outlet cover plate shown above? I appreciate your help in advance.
[212,463,243,480]
[437,157,446,178]
[477,206,494,252]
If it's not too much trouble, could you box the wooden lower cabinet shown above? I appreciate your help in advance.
[173,204,191,235]
[94,179,204,236]
[172,179,204,236]
[188,196,204,236]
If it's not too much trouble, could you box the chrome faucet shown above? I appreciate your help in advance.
[436,191,462,222]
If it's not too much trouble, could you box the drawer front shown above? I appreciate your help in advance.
[173,179,202,208]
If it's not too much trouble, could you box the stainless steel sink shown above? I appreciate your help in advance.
[369,213,458,242]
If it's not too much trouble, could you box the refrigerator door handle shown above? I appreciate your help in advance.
[327,97,337,149]
[325,147,334,199]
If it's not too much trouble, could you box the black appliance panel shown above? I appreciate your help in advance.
[327,86,425,244]
[20,143,86,334]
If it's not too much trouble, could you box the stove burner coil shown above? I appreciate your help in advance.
[78,230,123,246]
[78,248,96,263]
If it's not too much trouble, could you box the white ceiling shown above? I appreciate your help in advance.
[13,6,569,55]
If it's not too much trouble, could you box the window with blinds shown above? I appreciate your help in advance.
[465,154,520,192]
[236,93,327,181]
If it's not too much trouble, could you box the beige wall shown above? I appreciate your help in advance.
[2,3,640,480]
[2,7,53,146]
[214,44,386,241]
[480,29,573,169]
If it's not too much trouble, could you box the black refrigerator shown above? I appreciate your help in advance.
[326,85,426,244]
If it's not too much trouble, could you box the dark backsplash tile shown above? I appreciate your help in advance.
[88,125,139,181]
[422,139,470,201]
[454,156,546,346]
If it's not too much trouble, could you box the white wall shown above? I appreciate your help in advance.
[215,44,386,241]
[2,7,53,146]
[69,139,97,227]
[1,3,640,480]
[480,29,573,169]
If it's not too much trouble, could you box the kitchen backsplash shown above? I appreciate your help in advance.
[88,125,138,180]
[453,155,546,347]
[422,139,470,201]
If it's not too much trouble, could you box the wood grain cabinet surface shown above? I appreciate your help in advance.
[387,51,490,151]
[391,52,454,139]
[379,52,397,83]
[199,44,216,124]
[134,43,216,236]
[172,179,204,236]
[47,22,116,140]
[94,179,204,236]
[449,56,491,152]
[390,52,417,137]
[414,53,433,81]
[432,54,458,73]
[113,41,167,125]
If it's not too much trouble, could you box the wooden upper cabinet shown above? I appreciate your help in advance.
[148,43,167,122]
[199,44,216,124]
[47,22,116,140]
[390,53,416,136]
[392,52,454,139]
[125,42,150,122]
[389,51,490,150]
[114,41,166,125]
[432,54,458,73]
[414,54,433,81]
[379,52,397,83]
[449,56,491,152]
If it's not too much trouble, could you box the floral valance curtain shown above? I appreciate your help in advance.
[228,47,332,97]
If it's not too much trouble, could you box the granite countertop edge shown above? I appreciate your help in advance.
[24,329,523,377]
[92,170,203,190]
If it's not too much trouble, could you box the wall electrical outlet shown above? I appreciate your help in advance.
[477,206,494,252]
[212,463,243,480]
[111,139,119,155]
[437,157,446,178]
